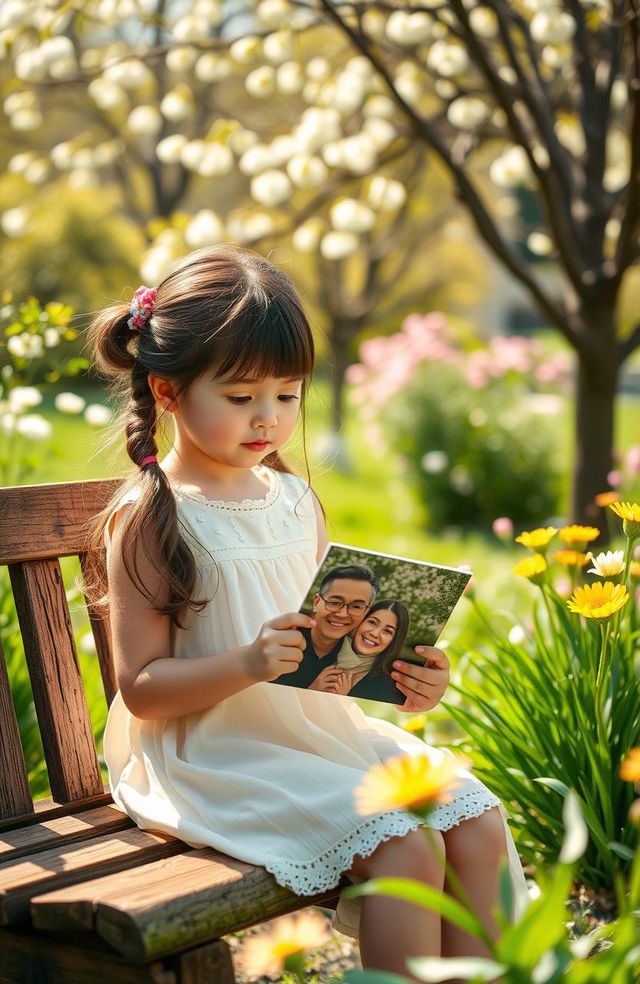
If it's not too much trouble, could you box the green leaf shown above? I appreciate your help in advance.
[607,841,635,861]
[345,878,486,939]
[496,863,574,968]
[408,956,507,982]
[498,855,514,921]
[336,971,411,984]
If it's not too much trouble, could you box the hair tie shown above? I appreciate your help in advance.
[140,455,158,469]
[128,285,157,331]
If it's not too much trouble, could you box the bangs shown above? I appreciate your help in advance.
[206,296,314,383]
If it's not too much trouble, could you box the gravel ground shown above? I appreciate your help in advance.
[227,881,618,982]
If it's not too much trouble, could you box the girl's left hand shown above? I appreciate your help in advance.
[390,646,450,713]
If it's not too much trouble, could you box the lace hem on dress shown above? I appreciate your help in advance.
[263,788,502,896]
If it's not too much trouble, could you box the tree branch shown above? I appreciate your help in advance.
[617,319,640,364]
[613,0,640,278]
[317,0,581,350]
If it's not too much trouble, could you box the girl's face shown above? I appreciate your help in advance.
[353,609,398,657]
[161,371,304,476]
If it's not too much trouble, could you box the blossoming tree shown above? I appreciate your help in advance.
[2,0,639,522]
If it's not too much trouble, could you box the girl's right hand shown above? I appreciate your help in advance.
[245,613,315,682]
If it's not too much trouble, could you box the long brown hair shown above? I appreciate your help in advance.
[85,245,315,627]
[353,600,410,677]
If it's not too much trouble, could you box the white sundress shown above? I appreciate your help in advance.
[103,464,530,938]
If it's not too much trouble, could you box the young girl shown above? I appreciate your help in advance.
[89,246,528,981]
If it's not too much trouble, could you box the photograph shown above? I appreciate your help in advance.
[271,542,471,705]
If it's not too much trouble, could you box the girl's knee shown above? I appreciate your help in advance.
[443,806,507,865]
[349,828,446,885]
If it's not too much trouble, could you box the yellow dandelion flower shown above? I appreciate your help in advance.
[586,550,625,577]
[620,748,640,783]
[240,912,330,979]
[403,714,427,733]
[567,581,629,620]
[630,561,640,579]
[553,550,589,567]
[513,554,547,582]
[514,527,557,550]
[609,501,640,540]
[595,491,619,507]
[354,752,470,817]
[559,525,600,546]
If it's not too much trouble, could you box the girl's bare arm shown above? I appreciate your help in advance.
[107,510,311,720]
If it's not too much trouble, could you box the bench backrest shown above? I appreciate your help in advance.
[0,479,122,822]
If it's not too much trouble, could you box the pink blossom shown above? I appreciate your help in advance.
[346,363,366,384]
[554,577,572,598]
[492,516,513,540]
[607,470,622,488]
[625,444,640,474]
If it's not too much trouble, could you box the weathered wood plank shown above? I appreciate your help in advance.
[0,789,112,833]
[0,803,134,861]
[0,637,33,821]
[32,848,347,962]
[0,479,122,564]
[8,558,103,803]
[0,925,176,984]
[0,827,184,924]
[166,938,235,984]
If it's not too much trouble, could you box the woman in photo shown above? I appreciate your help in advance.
[311,599,410,704]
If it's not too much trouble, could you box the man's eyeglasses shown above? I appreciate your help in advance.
[318,593,370,616]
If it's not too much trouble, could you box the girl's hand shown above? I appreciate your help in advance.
[246,613,315,682]
[391,646,450,713]
[309,665,353,694]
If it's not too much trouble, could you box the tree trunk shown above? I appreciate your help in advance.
[327,321,357,473]
[572,307,618,532]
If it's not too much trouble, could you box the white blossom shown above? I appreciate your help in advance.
[39,35,74,69]
[469,7,499,38]
[230,36,261,64]
[55,392,86,415]
[555,119,585,157]
[185,210,225,248]
[198,143,233,176]
[9,108,43,130]
[8,151,36,174]
[173,14,210,42]
[368,175,406,210]
[292,217,325,252]
[586,550,625,577]
[0,412,16,434]
[161,85,194,121]
[427,41,470,77]
[250,169,292,206]
[44,328,60,347]
[530,11,576,45]
[166,46,198,73]
[140,246,178,286]
[508,624,526,646]
[16,414,52,441]
[195,53,231,82]
[243,212,276,240]
[320,230,359,260]
[246,65,276,98]
[156,134,188,164]
[306,57,330,81]
[331,198,375,233]
[68,168,97,189]
[239,143,276,175]
[394,74,422,105]
[611,78,627,110]
[295,107,342,152]
[527,231,553,255]
[4,91,37,115]
[180,139,208,170]
[88,77,128,111]
[24,159,49,184]
[103,58,152,89]
[263,30,293,64]
[363,95,395,119]
[127,105,163,136]
[257,0,290,29]
[1,207,31,237]
[15,50,48,82]
[84,403,113,427]
[193,0,223,26]
[228,128,258,154]
[421,450,448,473]
[490,146,532,187]
[8,386,42,412]
[363,118,396,151]
[447,96,489,129]
[286,154,328,187]
[361,8,386,40]
[337,134,377,174]
[0,0,34,30]
[386,10,433,46]
[276,61,304,94]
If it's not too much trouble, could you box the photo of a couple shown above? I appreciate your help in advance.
[273,544,471,706]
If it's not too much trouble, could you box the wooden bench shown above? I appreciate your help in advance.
[0,479,343,983]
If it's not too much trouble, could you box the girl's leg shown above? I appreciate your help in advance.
[348,828,446,982]
[440,806,509,979]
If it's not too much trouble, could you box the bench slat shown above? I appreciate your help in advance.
[0,638,33,820]
[0,825,185,924]
[0,790,112,833]
[31,848,345,962]
[0,925,177,984]
[9,558,103,803]
[0,804,134,861]
[0,480,122,564]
